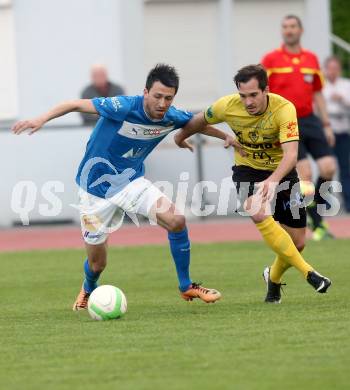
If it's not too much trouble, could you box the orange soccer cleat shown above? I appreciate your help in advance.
[180,282,221,303]
[72,285,90,311]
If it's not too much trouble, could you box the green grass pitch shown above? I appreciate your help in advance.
[1,240,350,390]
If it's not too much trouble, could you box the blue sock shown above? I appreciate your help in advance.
[83,259,101,293]
[168,227,192,292]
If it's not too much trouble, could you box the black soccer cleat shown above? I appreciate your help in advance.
[307,271,332,293]
[263,267,285,304]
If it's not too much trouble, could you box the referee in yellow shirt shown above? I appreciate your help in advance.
[175,64,331,303]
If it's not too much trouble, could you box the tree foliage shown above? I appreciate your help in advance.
[331,0,350,41]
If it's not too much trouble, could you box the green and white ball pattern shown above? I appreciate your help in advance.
[88,285,127,320]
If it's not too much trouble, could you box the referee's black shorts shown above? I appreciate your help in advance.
[232,165,307,228]
[298,114,333,161]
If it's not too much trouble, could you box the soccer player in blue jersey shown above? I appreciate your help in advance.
[12,64,234,309]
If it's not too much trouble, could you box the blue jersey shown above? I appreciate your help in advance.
[76,95,193,199]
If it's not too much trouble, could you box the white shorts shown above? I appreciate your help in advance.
[78,177,167,245]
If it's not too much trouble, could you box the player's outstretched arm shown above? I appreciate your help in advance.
[174,112,227,149]
[12,99,97,135]
[174,112,207,151]
[174,112,246,156]
[200,126,246,155]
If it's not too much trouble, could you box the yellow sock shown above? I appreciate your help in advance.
[256,217,313,278]
[270,256,291,283]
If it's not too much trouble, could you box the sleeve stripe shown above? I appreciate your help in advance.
[266,67,293,75]
[203,111,209,123]
[280,139,299,144]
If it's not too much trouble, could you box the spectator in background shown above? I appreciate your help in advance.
[80,64,125,125]
[261,15,336,241]
[324,56,350,212]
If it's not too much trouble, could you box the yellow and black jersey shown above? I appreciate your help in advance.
[204,93,299,170]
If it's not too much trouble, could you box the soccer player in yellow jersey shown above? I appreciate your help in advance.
[175,64,331,303]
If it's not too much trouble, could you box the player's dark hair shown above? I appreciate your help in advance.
[283,14,303,28]
[145,64,179,93]
[234,64,268,91]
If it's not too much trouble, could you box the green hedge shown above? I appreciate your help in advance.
[332,0,350,42]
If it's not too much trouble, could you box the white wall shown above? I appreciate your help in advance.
[12,0,124,124]
[120,0,145,95]
[0,128,91,226]
[144,0,219,111]
[232,0,331,68]
[1,0,332,226]
[232,0,305,69]
[0,2,18,120]
[303,0,332,63]
[144,0,331,105]
[3,0,332,123]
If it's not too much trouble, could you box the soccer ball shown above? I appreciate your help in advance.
[299,180,315,206]
[88,285,127,321]
[300,180,315,197]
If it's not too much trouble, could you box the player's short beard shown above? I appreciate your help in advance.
[285,35,300,46]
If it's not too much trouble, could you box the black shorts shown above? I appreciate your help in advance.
[232,165,307,228]
[298,114,333,161]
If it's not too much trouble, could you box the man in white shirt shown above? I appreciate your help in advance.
[323,56,350,212]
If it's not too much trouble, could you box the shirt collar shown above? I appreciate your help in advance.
[281,44,304,56]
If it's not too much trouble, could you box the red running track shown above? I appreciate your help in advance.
[0,216,349,253]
